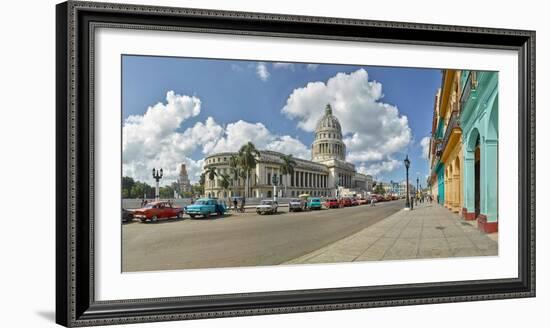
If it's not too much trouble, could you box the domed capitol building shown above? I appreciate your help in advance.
[203,104,373,198]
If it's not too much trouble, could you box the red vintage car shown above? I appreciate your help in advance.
[339,197,352,207]
[374,194,385,202]
[350,198,359,206]
[324,198,340,208]
[133,201,184,223]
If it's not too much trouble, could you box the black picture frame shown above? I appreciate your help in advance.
[56,1,535,326]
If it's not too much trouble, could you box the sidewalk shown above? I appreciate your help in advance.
[284,202,498,264]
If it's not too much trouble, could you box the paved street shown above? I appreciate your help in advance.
[286,202,498,265]
[122,200,404,272]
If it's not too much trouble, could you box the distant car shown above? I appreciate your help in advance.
[357,198,368,205]
[324,198,340,208]
[256,199,278,215]
[374,194,385,202]
[340,197,352,207]
[133,201,184,223]
[185,198,226,219]
[391,195,399,201]
[350,198,359,206]
[288,198,305,212]
[308,197,323,210]
[122,208,134,223]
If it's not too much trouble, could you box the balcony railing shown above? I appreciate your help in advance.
[442,110,460,153]
[460,71,477,109]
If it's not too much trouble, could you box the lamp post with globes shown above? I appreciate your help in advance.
[272,174,278,202]
[404,155,411,209]
[152,168,163,201]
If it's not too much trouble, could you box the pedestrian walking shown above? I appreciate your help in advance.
[233,198,238,212]
[240,197,246,213]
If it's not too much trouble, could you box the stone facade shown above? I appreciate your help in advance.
[459,71,498,232]
[203,104,373,199]
[427,69,498,233]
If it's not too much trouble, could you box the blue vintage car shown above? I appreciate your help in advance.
[184,198,226,219]
[308,197,323,210]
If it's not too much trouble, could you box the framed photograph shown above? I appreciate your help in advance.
[56,1,535,326]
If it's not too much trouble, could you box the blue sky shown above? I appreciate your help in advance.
[122,55,441,186]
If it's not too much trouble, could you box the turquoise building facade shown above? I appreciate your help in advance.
[459,71,499,233]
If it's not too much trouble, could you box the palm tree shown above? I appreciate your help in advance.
[205,166,217,196]
[229,154,240,196]
[219,173,231,198]
[280,154,297,197]
[238,142,260,198]
[198,172,206,196]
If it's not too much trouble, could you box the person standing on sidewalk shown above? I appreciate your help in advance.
[240,197,246,213]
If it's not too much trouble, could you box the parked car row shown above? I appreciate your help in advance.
[123,199,225,223]
[122,194,401,223]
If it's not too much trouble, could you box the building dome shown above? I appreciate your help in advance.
[315,104,342,133]
[311,104,346,162]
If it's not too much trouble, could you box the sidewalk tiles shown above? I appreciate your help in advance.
[284,202,498,265]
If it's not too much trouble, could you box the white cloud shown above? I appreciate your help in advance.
[273,62,295,71]
[256,62,270,81]
[357,159,401,177]
[230,63,243,72]
[420,136,430,160]
[209,120,310,160]
[281,68,412,176]
[123,91,311,185]
[123,91,211,185]
[306,64,319,71]
[265,135,310,160]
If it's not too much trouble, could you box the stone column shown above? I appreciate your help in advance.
[463,150,475,215]
[484,139,498,222]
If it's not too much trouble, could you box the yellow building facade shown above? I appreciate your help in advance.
[439,70,463,213]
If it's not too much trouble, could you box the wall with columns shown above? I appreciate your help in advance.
[460,71,498,232]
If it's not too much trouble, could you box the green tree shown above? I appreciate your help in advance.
[280,154,297,197]
[219,173,231,197]
[130,182,145,199]
[205,166,217,196]
[205,166,217,182]
[122,176,135,198]
[192,184,203,197]
[374,184,385,195]
[199,172,206,186]
[197,173,206,197]
[238,142,260,198]
[159,185,175,199]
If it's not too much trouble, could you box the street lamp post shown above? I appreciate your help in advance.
[404,156,411,209]
[272,174,278,201]
[152,168,163,201]
[416,177,419,203]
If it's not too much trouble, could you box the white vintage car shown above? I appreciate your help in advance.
[288,198,305,212]
[256,199,278,215]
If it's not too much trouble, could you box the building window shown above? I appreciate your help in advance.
[267,173,271,185]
